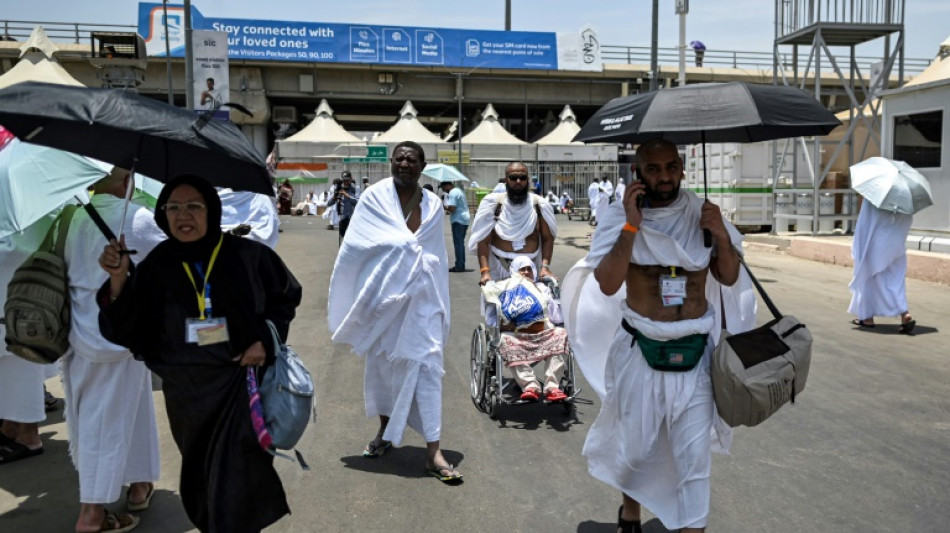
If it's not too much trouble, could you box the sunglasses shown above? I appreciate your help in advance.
[161,202,206,214]
[507,174,529,182]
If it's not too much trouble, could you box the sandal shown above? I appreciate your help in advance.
[426,463,463,484]
[0,440,44,465]
[617,505,642,533]
[897,319,916,335]
[850,319,875,328]
[362,439,392,458]
[127,483,155,512]
[93,510,140,533]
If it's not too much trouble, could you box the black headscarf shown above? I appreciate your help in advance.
[154,174,223,262]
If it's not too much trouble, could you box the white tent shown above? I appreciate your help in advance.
[0,26,85,89]
[283,99,363,144]
[535,105,582,145]
[373,101,444,143]
[461,104,526,145]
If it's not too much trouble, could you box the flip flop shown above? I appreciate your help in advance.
[617,505,643,533]
[426,463,463,484]
[0,441,44,465]
[96,510,140,533]
[362,439,392,458]
[127,483,155,512]
[851,319,875,328]
[898,320,916,335]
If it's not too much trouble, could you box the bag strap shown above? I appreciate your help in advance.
[401,185,423,221]
[737,256,783,320]
[265,319,284,355]
[53,205,79,258]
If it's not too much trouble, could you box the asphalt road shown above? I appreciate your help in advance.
[2,214,948,533]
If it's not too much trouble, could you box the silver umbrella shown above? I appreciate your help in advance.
[850,157,933,215]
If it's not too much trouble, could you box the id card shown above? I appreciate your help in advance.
[660,274,687,307]
[185,317,230,346]
[512,239,525,251]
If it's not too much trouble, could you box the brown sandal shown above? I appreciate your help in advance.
[94,510,140,532]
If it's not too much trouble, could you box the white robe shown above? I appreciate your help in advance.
[218,188,280,249]
[615,181,626,202]
[587,183,600,217]
[328,178,450,445]
[467,192,558,279]
[561,192,757,530]
[62,194,164,503]
[848,205,913,318]
[0,214,61,423]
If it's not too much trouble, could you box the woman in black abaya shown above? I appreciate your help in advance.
[97,174,302,533]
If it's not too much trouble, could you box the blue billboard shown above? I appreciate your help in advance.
[139,3,560,70]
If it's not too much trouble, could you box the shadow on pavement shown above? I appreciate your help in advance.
[850,323,938,336]
[490,400,584,432]
[340,445,465,482]
[577,517,670,532]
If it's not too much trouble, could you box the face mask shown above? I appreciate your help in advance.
[506,184,529,205]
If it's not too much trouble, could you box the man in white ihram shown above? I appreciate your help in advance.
[328,141,462,483]
[562,139,756,533]
[63,166,166,533]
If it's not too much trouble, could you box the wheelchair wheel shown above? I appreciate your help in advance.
[561,348,578,414]
[470,326,488,411]
[487,389,501,420]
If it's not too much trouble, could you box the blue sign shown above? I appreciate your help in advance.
[139,3,559,70]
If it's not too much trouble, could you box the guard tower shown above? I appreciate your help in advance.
[88,31,148,89]
[771,0,906,234]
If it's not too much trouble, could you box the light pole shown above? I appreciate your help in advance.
[184,0,195,110]
[162,0,173,105]
[505,0,511,31]
[649,0,659,91]
[456,73,464,169]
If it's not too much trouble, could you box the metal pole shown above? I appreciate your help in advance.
[184,0,195,110]
[456,74,464,169]
[162,0,174,105]
[505,0,511,31]
[650,0,659,91]
[678,11,686,86]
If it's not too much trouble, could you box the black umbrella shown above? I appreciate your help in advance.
[0,81,272,195]
[573,82,841,245]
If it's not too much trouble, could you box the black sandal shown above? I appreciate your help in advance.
[617,505,642,533]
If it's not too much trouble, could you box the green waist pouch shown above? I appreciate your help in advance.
[621,319,708,372]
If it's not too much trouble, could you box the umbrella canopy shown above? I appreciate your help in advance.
[0,81,272,195]
[421,163,470,184]
[0,139,98,238]
[850,157,933,215]
[573,82,841,145]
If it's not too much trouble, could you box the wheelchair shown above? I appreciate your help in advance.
[469,277,579,419]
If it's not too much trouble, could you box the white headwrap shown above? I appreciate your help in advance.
[509,255,536,280]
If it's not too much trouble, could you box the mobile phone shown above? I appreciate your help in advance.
[633,167,645,210]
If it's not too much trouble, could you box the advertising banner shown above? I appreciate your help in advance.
[193,30,229,121]
[139,3,565,70]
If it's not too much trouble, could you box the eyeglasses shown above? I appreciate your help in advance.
[507,174,529,182]
[161,202,206,214]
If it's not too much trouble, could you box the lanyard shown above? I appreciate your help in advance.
[182,235,223,320]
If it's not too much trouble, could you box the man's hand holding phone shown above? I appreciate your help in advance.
[622,178,645,228]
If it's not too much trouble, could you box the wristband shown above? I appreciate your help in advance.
[480,267,490,273]
[622,222,639,234]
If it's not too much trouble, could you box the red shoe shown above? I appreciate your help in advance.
[520,389,540,402]
[546,388,568,402]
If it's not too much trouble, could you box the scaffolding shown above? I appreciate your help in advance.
[772,0,906,234]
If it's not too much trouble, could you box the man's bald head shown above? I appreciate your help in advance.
[635,138,679,168]
[92,166,131,196]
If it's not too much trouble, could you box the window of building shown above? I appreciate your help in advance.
[893,110,942,168]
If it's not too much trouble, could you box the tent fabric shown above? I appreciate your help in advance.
[461,104,527,145]
[282,99,363,143]
[0,26,84,90]
[535,105,583,145]
[373,100,443,143]
[903,49,950,89]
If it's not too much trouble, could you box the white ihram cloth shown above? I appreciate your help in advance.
[467,192,558,279]
[328,178,450,445]
[62,194,164,503]
[615,181,626,202]
[0,215,59,423]
[587,182,600,217]
[848,204,913,318]
[561,191,757,530]
[218,188,280,249]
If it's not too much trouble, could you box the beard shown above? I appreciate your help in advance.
[644,179,681,203]
[393,173,417,190]
[505,184,529,205]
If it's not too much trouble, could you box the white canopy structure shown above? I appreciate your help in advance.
[535,105,582,145]
[283,99,363,144]
[461,104,526,145]
[0,26,85,89]
[373,101,444,143]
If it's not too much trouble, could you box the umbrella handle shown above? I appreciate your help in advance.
[703,228,711,248]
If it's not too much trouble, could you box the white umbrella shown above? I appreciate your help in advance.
[850,157,933,215]
[421,163,470,184]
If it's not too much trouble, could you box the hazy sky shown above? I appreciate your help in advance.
[5,1,949,60]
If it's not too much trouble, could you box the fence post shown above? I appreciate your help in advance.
[73,23,80,44]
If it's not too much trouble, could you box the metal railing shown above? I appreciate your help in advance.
[0,20,137,45]
[776,0,904,37]
[601,44,930,75]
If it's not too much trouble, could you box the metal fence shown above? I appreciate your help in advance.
[776,0,904,36]
[0,20,137,45]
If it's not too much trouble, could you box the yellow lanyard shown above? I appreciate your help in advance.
[181,235,223,320]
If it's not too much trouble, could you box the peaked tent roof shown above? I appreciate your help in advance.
[283,99,363,143]
[535,105,583,145]
[461,104,526,145]
[373,100,444,143]
[903,44,950,89]
[0,26,84,89]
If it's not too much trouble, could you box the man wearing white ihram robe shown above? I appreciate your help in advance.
[848,203,915,329]
[562,189,756,531]
[218,188,280,249]
[62,170,165,530]
[328,142,460,480]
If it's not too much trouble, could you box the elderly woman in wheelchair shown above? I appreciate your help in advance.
[479,256,572,405]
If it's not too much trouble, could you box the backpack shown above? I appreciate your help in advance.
[3,205,79,364]
[259,320,315,467]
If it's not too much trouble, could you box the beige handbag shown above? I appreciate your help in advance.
[712,259,813,427]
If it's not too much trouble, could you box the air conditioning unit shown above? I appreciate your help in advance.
[272,106,298,124]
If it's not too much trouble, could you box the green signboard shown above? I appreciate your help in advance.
[343,145,389,163]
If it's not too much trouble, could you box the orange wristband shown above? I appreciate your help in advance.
[622,222,639,234]
[480,267,490,273]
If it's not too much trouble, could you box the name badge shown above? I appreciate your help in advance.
[185,317,230,346]
[660,274,687,307]
[512,239,525,251]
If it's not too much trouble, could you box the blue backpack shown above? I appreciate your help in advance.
[259,320,315,467]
